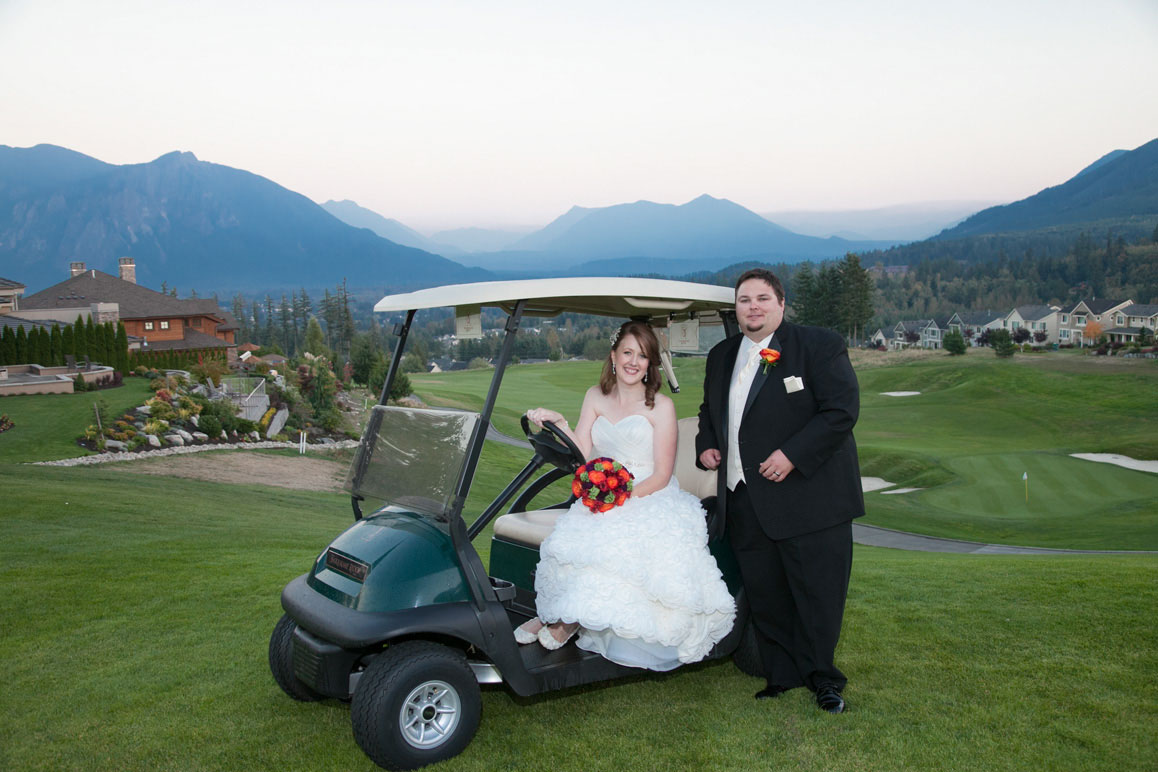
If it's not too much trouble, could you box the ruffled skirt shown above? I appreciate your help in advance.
[534,479,736,671]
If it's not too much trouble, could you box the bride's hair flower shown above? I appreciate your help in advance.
[574,457,634,513]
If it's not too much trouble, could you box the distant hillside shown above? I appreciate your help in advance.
[321,199,466,257]
[0,145,488,293]
[761,201,994,241]
[480,194,894,274]
[934,138,1158,239]
[430,226,528,254]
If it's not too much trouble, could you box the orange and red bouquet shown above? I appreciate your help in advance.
[759,347,780,374]
[572,457,635,513]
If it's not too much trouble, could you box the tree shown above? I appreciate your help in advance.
[14,326,28,363]
[369,359,411,402]
[790,263,817,325]
[943,329,966,355]
[303,316,328,357]
[349,332,384,385]
[50,324,64,366]
[115,322,130,373]
[1011,326,1031,344]
[1033,330,1048,344]
[990,328,1016,358]
[1083,320,1104,346]
[837,253,874,343]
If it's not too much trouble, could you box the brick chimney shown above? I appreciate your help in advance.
[118,257,137,284]
[70,262,86,278]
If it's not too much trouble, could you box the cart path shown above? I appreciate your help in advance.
[852,522,1157,555]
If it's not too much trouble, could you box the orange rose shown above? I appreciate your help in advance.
[589,470,606,485]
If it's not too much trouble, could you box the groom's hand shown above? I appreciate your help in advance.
[699,449,721,470]
[759,450,795,482]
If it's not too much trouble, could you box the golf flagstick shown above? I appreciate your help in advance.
[1022,471,1028,503]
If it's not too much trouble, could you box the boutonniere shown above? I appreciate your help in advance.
[759,348,780,374]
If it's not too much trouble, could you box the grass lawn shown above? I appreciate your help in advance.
[1,462,1154,772]
[0,377,155,463]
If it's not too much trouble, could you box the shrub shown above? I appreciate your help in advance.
[197,414,222,438]
[73,374,88,392]
[990,329,1016,358]
[128,435,149,450]
[0,414,13,434]
[467,357,492,370]
[943,330,966,356]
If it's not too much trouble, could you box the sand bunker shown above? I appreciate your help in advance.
[1070,453,1158,474]
[880,487,923,495]
[861,477,895,492]
[881,391,921,397]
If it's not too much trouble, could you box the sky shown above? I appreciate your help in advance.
[2,0,1157,232]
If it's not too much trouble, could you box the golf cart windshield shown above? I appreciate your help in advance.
[343,405,480,519]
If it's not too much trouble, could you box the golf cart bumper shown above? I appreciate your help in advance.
[282,573,490,651]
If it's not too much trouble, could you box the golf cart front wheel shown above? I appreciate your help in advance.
[269,613,324,701]
[351,640,481,770]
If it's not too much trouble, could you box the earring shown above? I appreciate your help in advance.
[643,372,648,383]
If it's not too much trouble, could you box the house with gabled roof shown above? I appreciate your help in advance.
[947,311,1004,346]
[892,319,943,349]
[1005,304,1061,345]
[1104,303,1158,344]
[0,277,26,314]
[19,259,238,362]
[1058,298,1133,346]
[869,327,895,349]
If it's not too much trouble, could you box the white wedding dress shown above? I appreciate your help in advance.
[534,414,736,671]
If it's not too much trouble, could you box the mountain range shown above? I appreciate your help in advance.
[0,145,486,293]
[2,138,1155,296]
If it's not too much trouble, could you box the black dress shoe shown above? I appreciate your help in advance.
[816,685,846,713]
[755,684,790,700]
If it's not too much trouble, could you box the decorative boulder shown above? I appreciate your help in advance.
[266,407,289,439]
[192,432,209,443]
[249,431,261,442]
[135,405,151,415]
[105,439,127,452]
[176,429,194,443]
[189,415,199,427]
[165,434,185,447]
[146,434,162,448]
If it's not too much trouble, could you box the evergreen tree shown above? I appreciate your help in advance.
[790,263,816,325]
[116,322,130,373]
[943,329,967,355]
[34,326,51,365]
[990,328,1016,358]
[1,325,15,365]
[73,315,86,359]
[14,326,28,363]
[279,294,294,356]
[231,294,248,341]
[50,324,64,366]
[249,300,262,345]
[304,316,327,356]
[294,288,312,348]
[84,316,97,359]
[837,253,874,343]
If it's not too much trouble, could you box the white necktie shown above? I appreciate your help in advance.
[727,346,762,489]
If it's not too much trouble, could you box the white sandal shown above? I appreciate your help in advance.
[538,623,578,651]
[514,619,544,645]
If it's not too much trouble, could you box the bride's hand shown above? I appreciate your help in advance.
[526,408,568,429]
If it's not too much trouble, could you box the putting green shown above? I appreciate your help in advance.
[870,452,1158,549]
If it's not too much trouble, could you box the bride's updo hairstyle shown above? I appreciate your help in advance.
[600,321,662,407]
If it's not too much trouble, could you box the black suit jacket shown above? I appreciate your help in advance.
[696,321,865,541]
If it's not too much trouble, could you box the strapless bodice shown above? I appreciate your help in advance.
[590,414,655,482]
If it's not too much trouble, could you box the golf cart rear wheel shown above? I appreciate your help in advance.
[269,613,324,701]
[351,640,481,771]
[733,619,763,677]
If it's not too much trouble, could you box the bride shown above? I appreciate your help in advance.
[517,321,735,671]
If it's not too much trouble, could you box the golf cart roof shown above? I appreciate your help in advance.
[374,278,734,320]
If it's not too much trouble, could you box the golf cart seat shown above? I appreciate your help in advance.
[492,417,717,547]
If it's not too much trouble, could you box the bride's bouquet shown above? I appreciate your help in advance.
[573,457,635,513]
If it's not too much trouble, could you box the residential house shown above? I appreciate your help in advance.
[1005,305,1061,345]
[0,277,26,313]
[19,259,239,362]
[869,327,895,349]
[947,311,1004,346]
[1058,298,1133,346]
[1105,303,1158,344]
[892,319,943,349]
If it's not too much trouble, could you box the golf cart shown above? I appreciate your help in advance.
[269,278,761,770]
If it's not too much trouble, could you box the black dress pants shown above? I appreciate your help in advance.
[728,482,853,692]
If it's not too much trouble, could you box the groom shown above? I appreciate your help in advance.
[696,268,864,713]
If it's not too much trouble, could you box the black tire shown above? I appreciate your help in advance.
[351,641,481,771]
[269,613,324,702]
[733,619,763,677]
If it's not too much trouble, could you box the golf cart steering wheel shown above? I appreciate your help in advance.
[521,415,585,473]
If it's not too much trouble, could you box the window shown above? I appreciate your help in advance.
[1117,314,1125,325]
[1061,314,1068,324]
[160,321,170,330]
[1075,315,1086,327]
[1060,329,1070,339]
[144,321,154,330]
